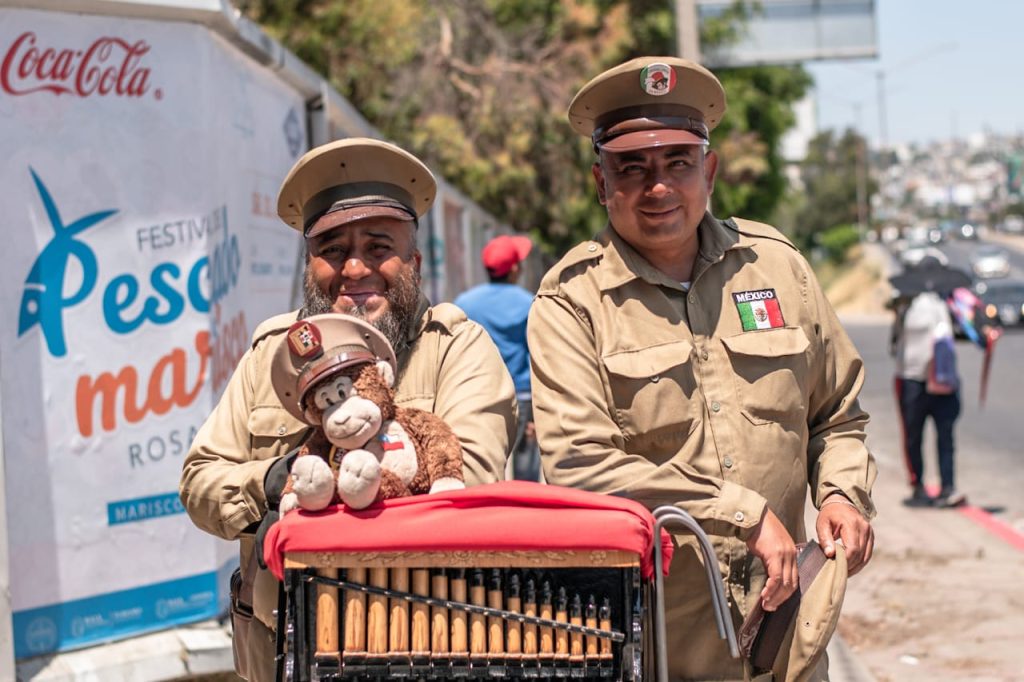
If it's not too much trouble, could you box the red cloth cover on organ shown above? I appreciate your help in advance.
[263,480,673,580]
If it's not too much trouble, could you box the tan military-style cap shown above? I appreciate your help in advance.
[270,313,398,424]
[568,56,726,152]
[277,137,437,238]
[739,541,847,680]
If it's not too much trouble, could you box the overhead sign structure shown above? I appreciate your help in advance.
[693,0,878,67]
[0,7,305,657]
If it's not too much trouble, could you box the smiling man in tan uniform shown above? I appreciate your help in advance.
[528,58,876,680]
[180,138,517,682]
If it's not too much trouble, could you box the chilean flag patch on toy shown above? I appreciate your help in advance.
[733,288,785,331]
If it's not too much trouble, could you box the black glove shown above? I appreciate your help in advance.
[263,453,297,511]
[255,452,298,570]
[255,510,279,570]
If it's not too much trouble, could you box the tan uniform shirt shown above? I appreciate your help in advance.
[180,297,516,676]
[528,214,876,680]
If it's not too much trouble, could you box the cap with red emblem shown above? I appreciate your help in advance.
[567,56,726,153]
[270,313,398,424]
[276,137,437,239]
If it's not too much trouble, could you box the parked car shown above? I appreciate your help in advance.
[970,245,1011,279]
[900,245,949,268]
[904,225,932,245]
[998,215,1024,235]
[956,223,979,240]
[974,280,1024,327]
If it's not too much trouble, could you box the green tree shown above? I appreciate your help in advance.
[793,128,875,252]
[238,0,810,255]
[710,65,811,221]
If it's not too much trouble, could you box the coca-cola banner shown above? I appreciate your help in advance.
[0,8,307,657]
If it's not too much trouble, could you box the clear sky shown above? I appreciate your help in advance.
[804,0,1024,149]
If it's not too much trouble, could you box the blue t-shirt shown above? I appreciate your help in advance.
[454,283,534,397]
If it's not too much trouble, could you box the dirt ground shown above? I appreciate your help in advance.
[829,457,1024,682]
[825,245,891,318]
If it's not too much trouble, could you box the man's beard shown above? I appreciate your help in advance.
[298,266,421,354]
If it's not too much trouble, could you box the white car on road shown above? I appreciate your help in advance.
[970,246,1011,279]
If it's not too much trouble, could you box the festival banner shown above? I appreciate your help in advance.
[0,8,306,657]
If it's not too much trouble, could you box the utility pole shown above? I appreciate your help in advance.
[675,0,702,62]
[875,71,888,153]
[853,103,869,236]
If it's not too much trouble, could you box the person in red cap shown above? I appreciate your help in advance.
[455,234,540,481]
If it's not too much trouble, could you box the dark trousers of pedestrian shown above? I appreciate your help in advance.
[898,378,961,489]
[512,399,541,482]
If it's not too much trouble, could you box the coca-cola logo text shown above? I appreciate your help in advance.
[1,31,160,99]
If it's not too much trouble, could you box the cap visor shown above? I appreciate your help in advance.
[306,205,414,239]
[600,128,706,152]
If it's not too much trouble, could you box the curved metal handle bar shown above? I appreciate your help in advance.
[652,505,739,682]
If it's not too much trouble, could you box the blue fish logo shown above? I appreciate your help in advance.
[18,169,117,357]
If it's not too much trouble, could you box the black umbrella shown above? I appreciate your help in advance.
[888,256,972,296]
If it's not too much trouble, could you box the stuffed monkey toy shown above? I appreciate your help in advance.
[270,313,465,512]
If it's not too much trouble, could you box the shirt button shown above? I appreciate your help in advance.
[688,295,696,304]
[651,375,660,383]
[587,243,598,252]
[701,350,709,361]
[277,425,287,435]
[723,456,733,468]
[734,511,745,522]
[711,401,721,412]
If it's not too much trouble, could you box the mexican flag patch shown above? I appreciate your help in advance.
[733,289,785,331]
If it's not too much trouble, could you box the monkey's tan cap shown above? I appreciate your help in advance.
[271,313,398,424]
[277,137,437,238]
[568,56,726,152]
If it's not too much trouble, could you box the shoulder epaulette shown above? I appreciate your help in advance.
[561,240,605,268]
[728,217,799,252]
[425,302,467,332]
[250,310,300,348]
[538,240,603,293]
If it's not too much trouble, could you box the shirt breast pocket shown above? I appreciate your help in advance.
[247,406,309,460]
[721,327,810,427]
[601,340,698,441]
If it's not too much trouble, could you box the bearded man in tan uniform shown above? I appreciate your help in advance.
[528,58,876,681]
[180,138,517,682]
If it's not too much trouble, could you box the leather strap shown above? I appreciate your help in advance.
[240,547,259,614]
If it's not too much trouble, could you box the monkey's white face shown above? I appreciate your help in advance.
[313,375,382,449]
[313,375,355,410]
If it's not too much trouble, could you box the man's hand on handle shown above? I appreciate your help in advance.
[745,507,798,611]
[815,494,874,575]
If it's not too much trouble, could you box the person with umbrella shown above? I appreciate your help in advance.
[889,256,972,507]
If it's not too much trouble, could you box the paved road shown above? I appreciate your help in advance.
[937,233,1024,278]
[934,231,1024,280]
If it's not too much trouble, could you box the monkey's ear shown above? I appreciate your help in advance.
[375,360,395,388]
